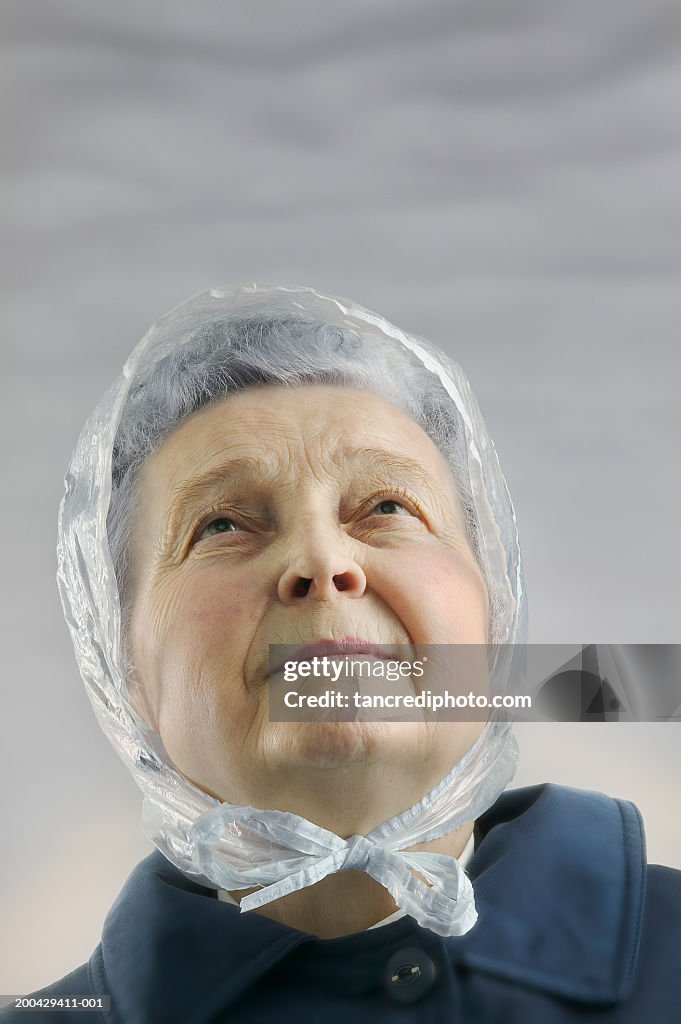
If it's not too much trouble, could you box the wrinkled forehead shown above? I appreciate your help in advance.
[136,382,466,521]
[153,383,450,464]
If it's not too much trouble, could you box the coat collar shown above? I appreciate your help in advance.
[450,782,646,1004]
[96,783,645,1021]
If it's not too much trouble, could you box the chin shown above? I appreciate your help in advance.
[268,718,424,769]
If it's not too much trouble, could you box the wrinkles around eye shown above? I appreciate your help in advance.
[190,492,425,547]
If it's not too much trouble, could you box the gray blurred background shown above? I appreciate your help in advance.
[2,0,680,998]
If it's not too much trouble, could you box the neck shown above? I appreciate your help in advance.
[228,821,474,939]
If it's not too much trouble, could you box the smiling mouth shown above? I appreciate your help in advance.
[268,637,405,677]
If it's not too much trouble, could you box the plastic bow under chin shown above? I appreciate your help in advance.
[186,804,478,938]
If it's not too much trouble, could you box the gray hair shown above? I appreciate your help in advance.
[108,314,487,665]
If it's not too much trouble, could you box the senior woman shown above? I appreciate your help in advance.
[3,285,679,1023]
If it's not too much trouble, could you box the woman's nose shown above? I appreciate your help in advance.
[277,522,367,604]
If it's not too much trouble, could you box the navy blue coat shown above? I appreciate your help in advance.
[3,783,680,1023]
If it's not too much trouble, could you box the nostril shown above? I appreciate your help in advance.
[284,568,364,601]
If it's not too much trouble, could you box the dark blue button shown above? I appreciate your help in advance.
[384,947,437,1004]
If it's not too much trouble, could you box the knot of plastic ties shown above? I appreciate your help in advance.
[187,804,478,938]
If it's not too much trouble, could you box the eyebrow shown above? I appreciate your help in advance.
[164,445,447,540]
[342,446,441,494]
[164,454,280,542]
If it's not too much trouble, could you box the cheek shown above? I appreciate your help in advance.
[180,571,256,648]
[132,565,264,723]
[370,545,489,644]
[426,557,489,639]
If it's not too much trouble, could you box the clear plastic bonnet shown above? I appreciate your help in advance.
[56,284,528,938]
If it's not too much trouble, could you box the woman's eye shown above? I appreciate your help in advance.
[195,516,240,541]
[369,499,414,517]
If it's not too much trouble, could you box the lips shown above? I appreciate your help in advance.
[268,637,403,678]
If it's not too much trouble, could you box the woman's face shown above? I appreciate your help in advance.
[127,384,490,828]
